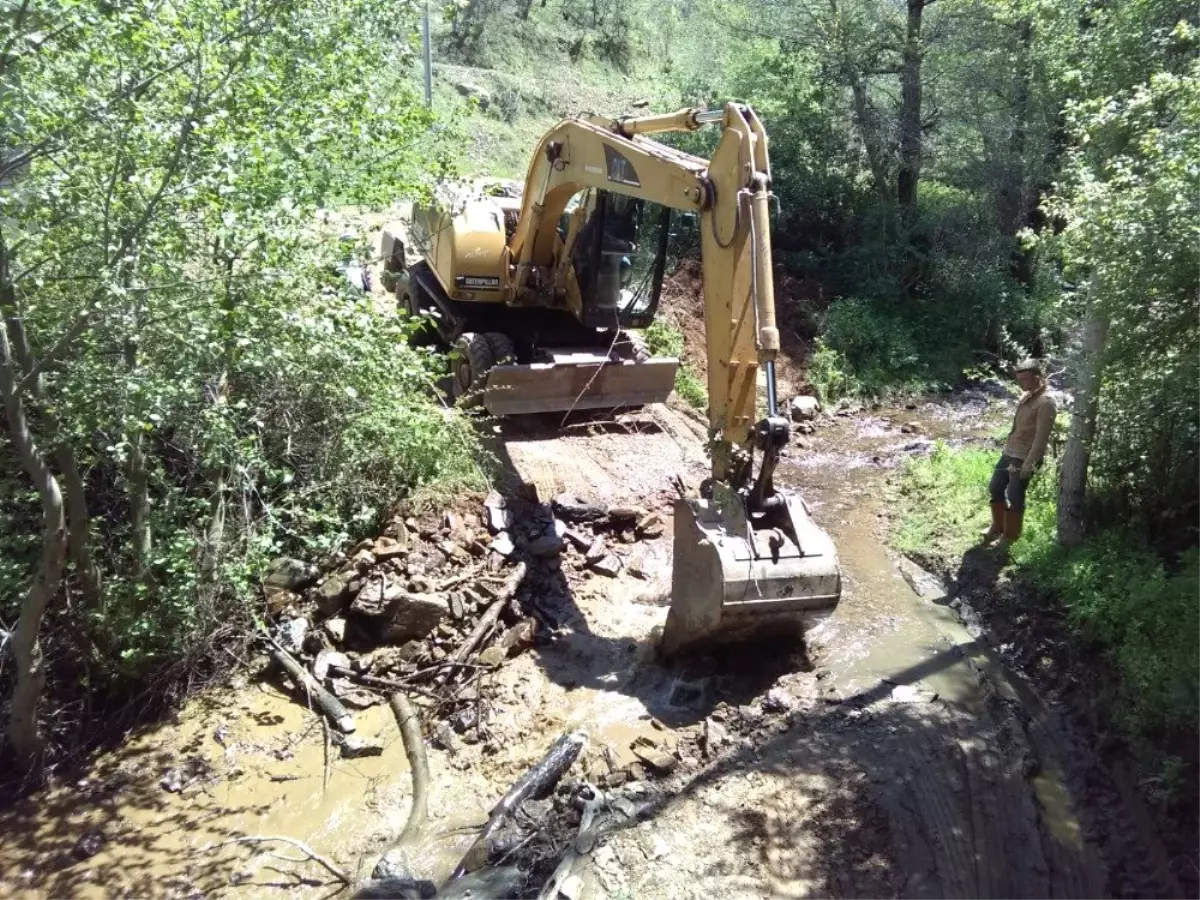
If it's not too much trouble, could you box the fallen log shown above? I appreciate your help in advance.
[389,693,429,846]
[449,730,587,881]
[269,643,356,734]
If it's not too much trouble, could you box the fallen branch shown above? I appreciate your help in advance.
[438,562,527,686]
[449,730,587,881]
[269,642,356,734]
[389,693,429,845]
[326,665,447,703]
[216,835,350,885]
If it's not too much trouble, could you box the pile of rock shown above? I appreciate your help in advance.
[261,487,669,755]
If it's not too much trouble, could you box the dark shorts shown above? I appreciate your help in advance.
[989,454,1033,511]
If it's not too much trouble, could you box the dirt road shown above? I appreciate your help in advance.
[0,395,1173,898]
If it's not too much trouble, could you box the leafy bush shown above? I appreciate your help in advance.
[643,321,706,409]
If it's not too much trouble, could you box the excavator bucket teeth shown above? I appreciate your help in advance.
[660,491,841,656]
[483,358,678,416]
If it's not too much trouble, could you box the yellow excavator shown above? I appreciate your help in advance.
[382,103,841,655]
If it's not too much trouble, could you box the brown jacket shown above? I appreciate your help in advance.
[1004,386,1057,476]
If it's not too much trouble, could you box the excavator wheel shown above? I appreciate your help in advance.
[451,333,495,408]
[483,332,517,366]
[615,330,651,363]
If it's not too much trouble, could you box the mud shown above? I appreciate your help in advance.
[0,394,1185,899]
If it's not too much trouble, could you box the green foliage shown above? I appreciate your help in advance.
[895,445,1199,741]
[643,321,706,409]
[0,0,482,701]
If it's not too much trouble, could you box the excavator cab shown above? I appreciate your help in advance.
[565,189,668,330]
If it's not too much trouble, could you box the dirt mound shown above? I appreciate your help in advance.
[658,260,826,399]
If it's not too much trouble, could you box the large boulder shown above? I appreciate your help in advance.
[350,578,450,643]
[454,82,491,108]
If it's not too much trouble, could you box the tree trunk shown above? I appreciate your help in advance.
[124,337,152,575]
[848,72,892,206]
[0,327,65,765]
[896,0,926,218]
[1057,289,1110,548]
[998,14,1034,287]
[4,315,101,605]
[520,0,535,19]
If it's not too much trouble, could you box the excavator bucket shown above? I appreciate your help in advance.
[660,486,841,656]
[482,353,678,416]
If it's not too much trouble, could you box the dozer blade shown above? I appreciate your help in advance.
[483,355,678,416]
[660,488,841,656]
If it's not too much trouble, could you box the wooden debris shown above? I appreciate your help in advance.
[269,642,356,734]
[449,730,588,880]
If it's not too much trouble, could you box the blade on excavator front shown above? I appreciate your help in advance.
[483,356,678,416]
[660,487,841,656]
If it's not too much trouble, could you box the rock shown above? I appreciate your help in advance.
[160,769,184,793]
[350,584,450,643]
[478,645,507,667]
[789,394,821,422]
[528,533,565,558]
[551,493,605,523]
[433,721,461,755]
[607,505,642,524]
[330,679,383,709]
[408,575,435,593]
[439,540,470,563]
[372,536,407,561]
[584,537,607,564]
[313,649,352,682]
[351,549,377,571]
[72,829,106,860]
[445,511,462,534]
[900,421,923,434]
[627,550,647,579]
[263,559,318,610]
[454,81,491,107]
[483,492,514,533]
[590,553,623,578]
[563,527,591,551]
[763,687,794,713]
[903,439,935,454]
[323,616,347,644]
[264,588,299,615]
[490,532,516,558]
[702,718,727,758]
[337,733,384,759]
[559,875,584,900]
[316,574,356,616]
[795,420,816,435]
[275,617,309,655]
[352,651,374,673]
[498,618,537,655]
[449,593,465,620]
[635,512,664,538]
[792,437,811,450]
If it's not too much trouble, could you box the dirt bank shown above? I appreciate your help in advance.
[0,396,1184,899]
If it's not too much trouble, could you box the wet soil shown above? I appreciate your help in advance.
[0,394,1185,899]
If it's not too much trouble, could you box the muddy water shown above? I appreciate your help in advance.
[0,683,454,898]
[0,394,1111,899]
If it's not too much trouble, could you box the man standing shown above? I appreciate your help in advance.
[982,359,1057,548]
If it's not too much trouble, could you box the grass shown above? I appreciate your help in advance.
[894,444,1199,789]
[643,321,706,410]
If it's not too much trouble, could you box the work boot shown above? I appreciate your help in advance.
[980,503,1006,546]
[998,509,1024,550]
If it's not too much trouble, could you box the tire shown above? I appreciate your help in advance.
[615,330,651,363]
[483,332,517,366]
[451,333,495,408]
[398,277,437,346]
